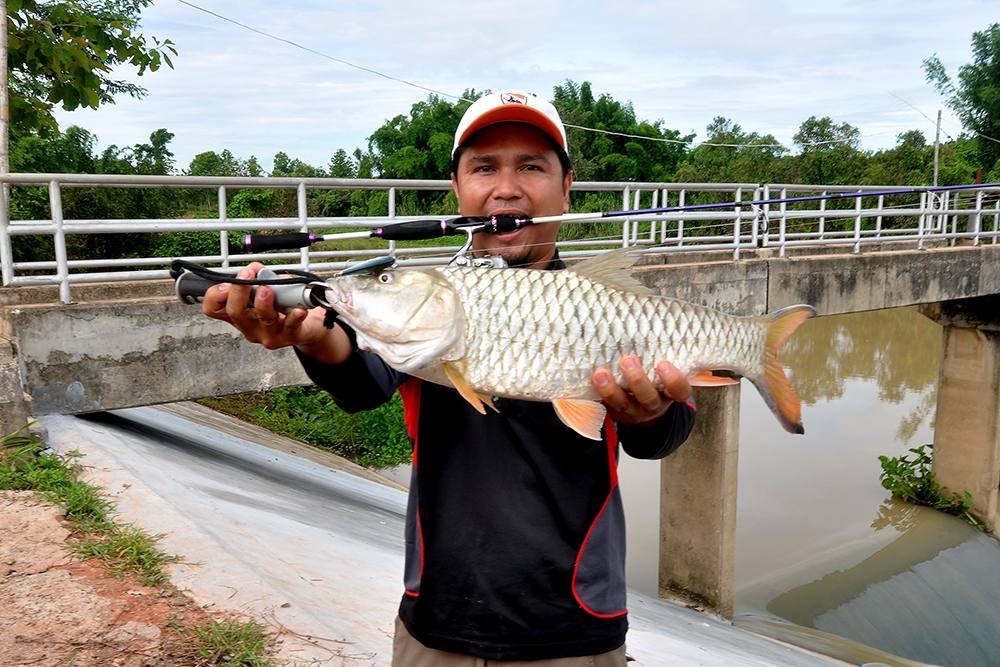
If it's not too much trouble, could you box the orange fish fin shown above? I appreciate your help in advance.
[477,392,500,413]
[689,371,740,387]
[552,398,606,441]
[443,362,486,415]
[750,305,816,435]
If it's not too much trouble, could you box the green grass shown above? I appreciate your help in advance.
[2,426,276,665]
[202,386,412,469]
[187,618,274,667]
[0,426,179,584]
[878,444,984,530]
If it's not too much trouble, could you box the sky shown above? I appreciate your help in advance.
[53,0,996,174]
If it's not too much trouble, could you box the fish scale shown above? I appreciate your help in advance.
[434,265,767,401]
[326,251,815,436]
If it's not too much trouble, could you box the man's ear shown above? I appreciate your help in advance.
[562,171,574,213]
[451,173,460,200]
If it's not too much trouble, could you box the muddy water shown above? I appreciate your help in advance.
[619,307,1000,666]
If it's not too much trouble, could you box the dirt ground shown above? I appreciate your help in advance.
[0,490,251,667]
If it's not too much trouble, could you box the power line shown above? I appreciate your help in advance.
[892,91,1000,147]
[175,0,462,101]
[174,0,860,151]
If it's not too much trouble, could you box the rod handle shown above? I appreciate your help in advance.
[243,233,317,253]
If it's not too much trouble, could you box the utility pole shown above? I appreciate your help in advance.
[933,109,941,187]
[0,0,10,287]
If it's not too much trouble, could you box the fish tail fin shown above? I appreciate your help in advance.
[748,305,815,434]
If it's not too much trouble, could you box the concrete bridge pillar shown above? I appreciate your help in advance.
[922,296,1000,535]
[659,384,740,618]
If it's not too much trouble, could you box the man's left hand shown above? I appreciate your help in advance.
[592,357,691,426]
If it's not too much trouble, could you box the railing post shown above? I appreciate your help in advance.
[818,191,826,240]
[853,192,862,254]
[660,189,669,244]
[752,185,763,248]
[778,187,787,257]
[949,192,957,245]
[649,189,659,244]
[918,192,927,250]
[621,186,631,248]
[677,189,686,246]
[218,186,229,268]
[994,199,999,245]
[387,186,397,257]
[875,194,884,237]
[0,175,11,286]
[48,180,71,303]
[297,181,309,269]
[659,384,741,617]
[733,187,742,260]
[974,190,984,246]
[632,189,641,245]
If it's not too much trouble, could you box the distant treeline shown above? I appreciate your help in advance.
[8,80,997,263]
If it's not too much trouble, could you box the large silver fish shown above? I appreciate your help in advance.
[325,251,815,439]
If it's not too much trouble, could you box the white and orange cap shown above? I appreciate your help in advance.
[452,90,569,158]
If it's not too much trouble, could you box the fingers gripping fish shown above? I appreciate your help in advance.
[324,250,815,440]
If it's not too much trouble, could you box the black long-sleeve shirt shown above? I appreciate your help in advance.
[297,259,695,660]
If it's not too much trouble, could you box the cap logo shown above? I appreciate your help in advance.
[500,92,529,105]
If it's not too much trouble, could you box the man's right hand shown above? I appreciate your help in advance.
[201,262,353,365]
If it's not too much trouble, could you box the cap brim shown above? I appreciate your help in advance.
[455,106,567,154]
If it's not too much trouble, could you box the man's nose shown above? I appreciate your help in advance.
[491,168,522,200]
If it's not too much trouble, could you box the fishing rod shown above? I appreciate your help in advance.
[174,179,999,307]
[241,181,1000,253]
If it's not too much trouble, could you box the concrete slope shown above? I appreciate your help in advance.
[41,407,849,666]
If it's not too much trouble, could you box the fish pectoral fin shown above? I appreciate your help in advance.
[552,399,606,441]
[477,392,500,413]
[689,371,741,387]
[443,362,487,415]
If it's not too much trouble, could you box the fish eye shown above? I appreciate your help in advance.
[378,272,393,283]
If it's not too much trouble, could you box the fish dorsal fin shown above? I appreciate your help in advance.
[443,361,487,415]
[568,249,654,296]
[552,398,607,441]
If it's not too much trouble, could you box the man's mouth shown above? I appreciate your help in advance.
[488,210,528,239]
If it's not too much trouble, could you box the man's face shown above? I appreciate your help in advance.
[451,122,572,268]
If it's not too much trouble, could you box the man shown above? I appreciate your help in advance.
[203,90,695,666]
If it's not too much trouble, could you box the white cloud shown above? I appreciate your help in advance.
[51,0,994,171]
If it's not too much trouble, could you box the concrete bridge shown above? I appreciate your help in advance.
[2,174,999,619]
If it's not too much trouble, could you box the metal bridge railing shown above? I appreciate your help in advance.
[1,173,998,304]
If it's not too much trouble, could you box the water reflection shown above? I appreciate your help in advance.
[622,307,946,603]
[725,307,1000,667]
[762,504,1000,667]
[783,307,940,409]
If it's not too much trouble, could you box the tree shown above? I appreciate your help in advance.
[790,116,865,185]
[862,131,932,185]
[366,93,477,179]
[924,23,1000,171]
[551,80,691,183]
[674,117,787,184]
[6,0,176,137]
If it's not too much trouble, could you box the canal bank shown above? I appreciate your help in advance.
[39,403,851,667]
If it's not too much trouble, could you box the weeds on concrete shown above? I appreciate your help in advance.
[878,444,984,530]
[203,386,412,469]
[192,619,275,667]
[2,427,277,665]
[0,427,178,583]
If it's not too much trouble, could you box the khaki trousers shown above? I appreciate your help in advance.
[392,617,628,667]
